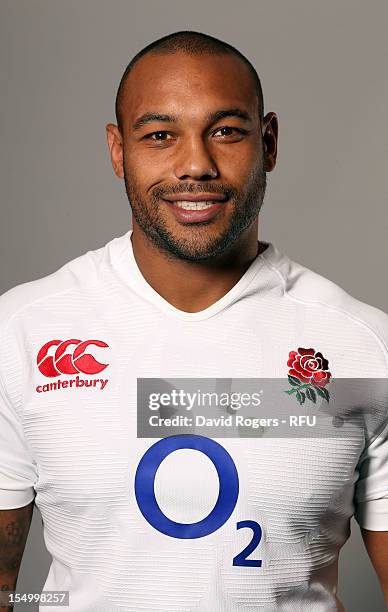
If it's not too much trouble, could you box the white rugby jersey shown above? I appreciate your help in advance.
[1,229,388,612]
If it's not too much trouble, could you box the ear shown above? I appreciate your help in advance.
[106,123,124,178]
[262,112,278,172]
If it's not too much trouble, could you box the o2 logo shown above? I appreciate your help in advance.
[134,435,263,568]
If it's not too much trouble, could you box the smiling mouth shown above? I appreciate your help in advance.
[163,193,229,211]
[169,200,223,210]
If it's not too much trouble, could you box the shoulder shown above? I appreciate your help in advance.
[264,245,388,368]
[0,233,128,329]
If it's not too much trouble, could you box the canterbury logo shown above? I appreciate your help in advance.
[37,339,109,378]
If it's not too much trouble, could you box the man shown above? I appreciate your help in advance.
[0,30,387,612]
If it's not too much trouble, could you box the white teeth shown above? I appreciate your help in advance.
[173,200,218,210]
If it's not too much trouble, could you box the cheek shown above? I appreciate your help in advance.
[123,158,149,191]
[218,147,262,185]
[124,149,171,190]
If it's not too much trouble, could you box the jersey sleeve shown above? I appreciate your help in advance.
[354,419,388,531]
[0,319,38,509]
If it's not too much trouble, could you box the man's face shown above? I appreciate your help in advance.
[111,52,271,261]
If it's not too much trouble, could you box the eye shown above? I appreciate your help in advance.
[144,131,173,142]
[213,126,246,139]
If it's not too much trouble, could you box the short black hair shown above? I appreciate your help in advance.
[115,30,264,132]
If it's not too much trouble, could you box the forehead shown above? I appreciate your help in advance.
[120,52,259,125]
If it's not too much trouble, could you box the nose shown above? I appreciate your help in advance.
[173,135,218,180]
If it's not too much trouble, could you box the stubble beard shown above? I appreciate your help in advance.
[123,161,267,262]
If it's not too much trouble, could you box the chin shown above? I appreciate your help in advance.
[160,232,235,262]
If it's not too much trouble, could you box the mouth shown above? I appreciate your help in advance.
[162,195,228,223]
[161,192,228,223]
[168,200,223,211]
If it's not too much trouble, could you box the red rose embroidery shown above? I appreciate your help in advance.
[288,347,331,387]
[285,347,331,405]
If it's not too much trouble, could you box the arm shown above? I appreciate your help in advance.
[0,502,34,611]
[361,528,388,608]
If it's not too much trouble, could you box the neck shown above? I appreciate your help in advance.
[130,221,264,313]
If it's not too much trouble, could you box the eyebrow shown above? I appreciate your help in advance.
[132,108,252,131]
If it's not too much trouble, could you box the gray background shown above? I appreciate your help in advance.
[0,0,387,610]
